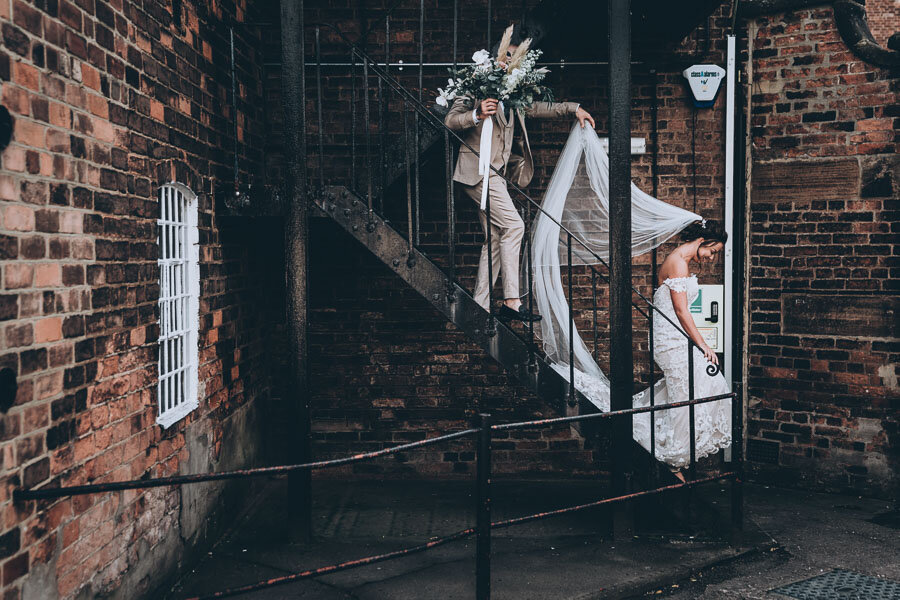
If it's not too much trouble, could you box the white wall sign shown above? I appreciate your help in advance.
[683,64,726,107]
[597,137,646,154]
[690,284,724,351]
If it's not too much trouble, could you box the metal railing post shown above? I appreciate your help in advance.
[350,49,357,193]
[315,27,324,194]
[414,0,424,245]
[485,179,495,335]
[486,0,492,47]
[591,269,598,360]
[688,348,696,481]
[476,413,493,600]
[452,0,458,70]
[731,381,744,545]
[380,16,390,213]
[364,58,373,215]
[526,206,535,365]
[567,234,575,408]
[446,130,456,292]
[649,70,659,486]
[403,104,415,264]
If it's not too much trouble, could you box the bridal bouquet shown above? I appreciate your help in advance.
[435,27,552,110]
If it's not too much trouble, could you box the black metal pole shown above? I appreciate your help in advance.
[476,413,493,600]
[279,0,311,542]
[592,269,598,360]
[380,16,389,212]
[731,382,744,545]
[486,0,492,48]
[404,105,414,256]
[526,205,535,359]
[364,59,373,213]
[486,183,495,330]
[350,49,357,193]
[689,349,696,481]
[446,131,456,289]
[649,68,659,481]
[415,0,424,245]
[229,27,240,194]
[567,234,575,408]
[608,0,633,506]
[453,0,458,70]
[315,27,324,194]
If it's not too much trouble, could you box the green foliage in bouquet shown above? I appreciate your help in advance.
[436,29,553,111]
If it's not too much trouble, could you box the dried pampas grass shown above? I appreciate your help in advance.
[496,25,514,62]
[507,38,532,70]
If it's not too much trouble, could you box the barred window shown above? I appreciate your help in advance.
[156,183,200,428]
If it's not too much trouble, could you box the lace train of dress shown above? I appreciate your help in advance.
[553,275,731,469]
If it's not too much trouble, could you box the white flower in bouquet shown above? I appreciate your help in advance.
[472,49,491,70]
[502,67,525,97]
[436,79,457,107]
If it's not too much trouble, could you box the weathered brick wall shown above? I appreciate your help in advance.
[0,0,284,597]
[745,6,899,497]
[865,0,899,47]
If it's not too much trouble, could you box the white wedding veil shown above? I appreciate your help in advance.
[530,123,700,413]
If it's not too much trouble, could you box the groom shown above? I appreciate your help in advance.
[444,32,594,322]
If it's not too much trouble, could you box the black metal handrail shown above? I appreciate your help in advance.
[13,429,479,502]
[15,391,742,600]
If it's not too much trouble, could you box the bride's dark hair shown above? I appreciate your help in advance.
[680,219,727,246]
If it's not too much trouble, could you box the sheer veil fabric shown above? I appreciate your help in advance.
[529,123,722,464]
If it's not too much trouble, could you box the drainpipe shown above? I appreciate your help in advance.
[280,0,312,542]
[724,34,736,390]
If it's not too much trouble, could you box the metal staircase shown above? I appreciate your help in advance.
[313,183,589,419]
[224,20,740,493]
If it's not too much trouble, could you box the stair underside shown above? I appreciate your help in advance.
[314,185,589,421]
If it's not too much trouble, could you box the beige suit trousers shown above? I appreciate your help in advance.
[461,174,525,309]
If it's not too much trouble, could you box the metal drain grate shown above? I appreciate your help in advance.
[769,569,900,600]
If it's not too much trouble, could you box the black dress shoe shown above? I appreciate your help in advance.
[498,304,543,322]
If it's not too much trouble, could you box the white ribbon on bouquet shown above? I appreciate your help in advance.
[477,114,493,210]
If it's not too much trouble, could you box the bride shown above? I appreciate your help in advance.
[650,219,732,479]
[530,123,732,476]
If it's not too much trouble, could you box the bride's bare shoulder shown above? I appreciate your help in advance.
[659,251,689,281]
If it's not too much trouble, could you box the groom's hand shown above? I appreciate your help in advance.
[477,98,499,120]
[576,106,595,129]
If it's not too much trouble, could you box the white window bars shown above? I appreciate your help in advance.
[156,183,200,428]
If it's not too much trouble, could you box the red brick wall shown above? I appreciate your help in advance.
[865,0,899,47]
[745,6,899,497]
[0,0,284,597]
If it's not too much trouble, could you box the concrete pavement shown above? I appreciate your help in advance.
[165,478,896,599]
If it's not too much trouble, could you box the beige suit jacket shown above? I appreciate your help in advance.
[444,97,580,188]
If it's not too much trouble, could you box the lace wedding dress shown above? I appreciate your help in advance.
[532,123,732,467]
[644,275,732,467]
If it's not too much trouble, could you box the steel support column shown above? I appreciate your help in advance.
[608,0,633,502]
[280,0,312,541]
